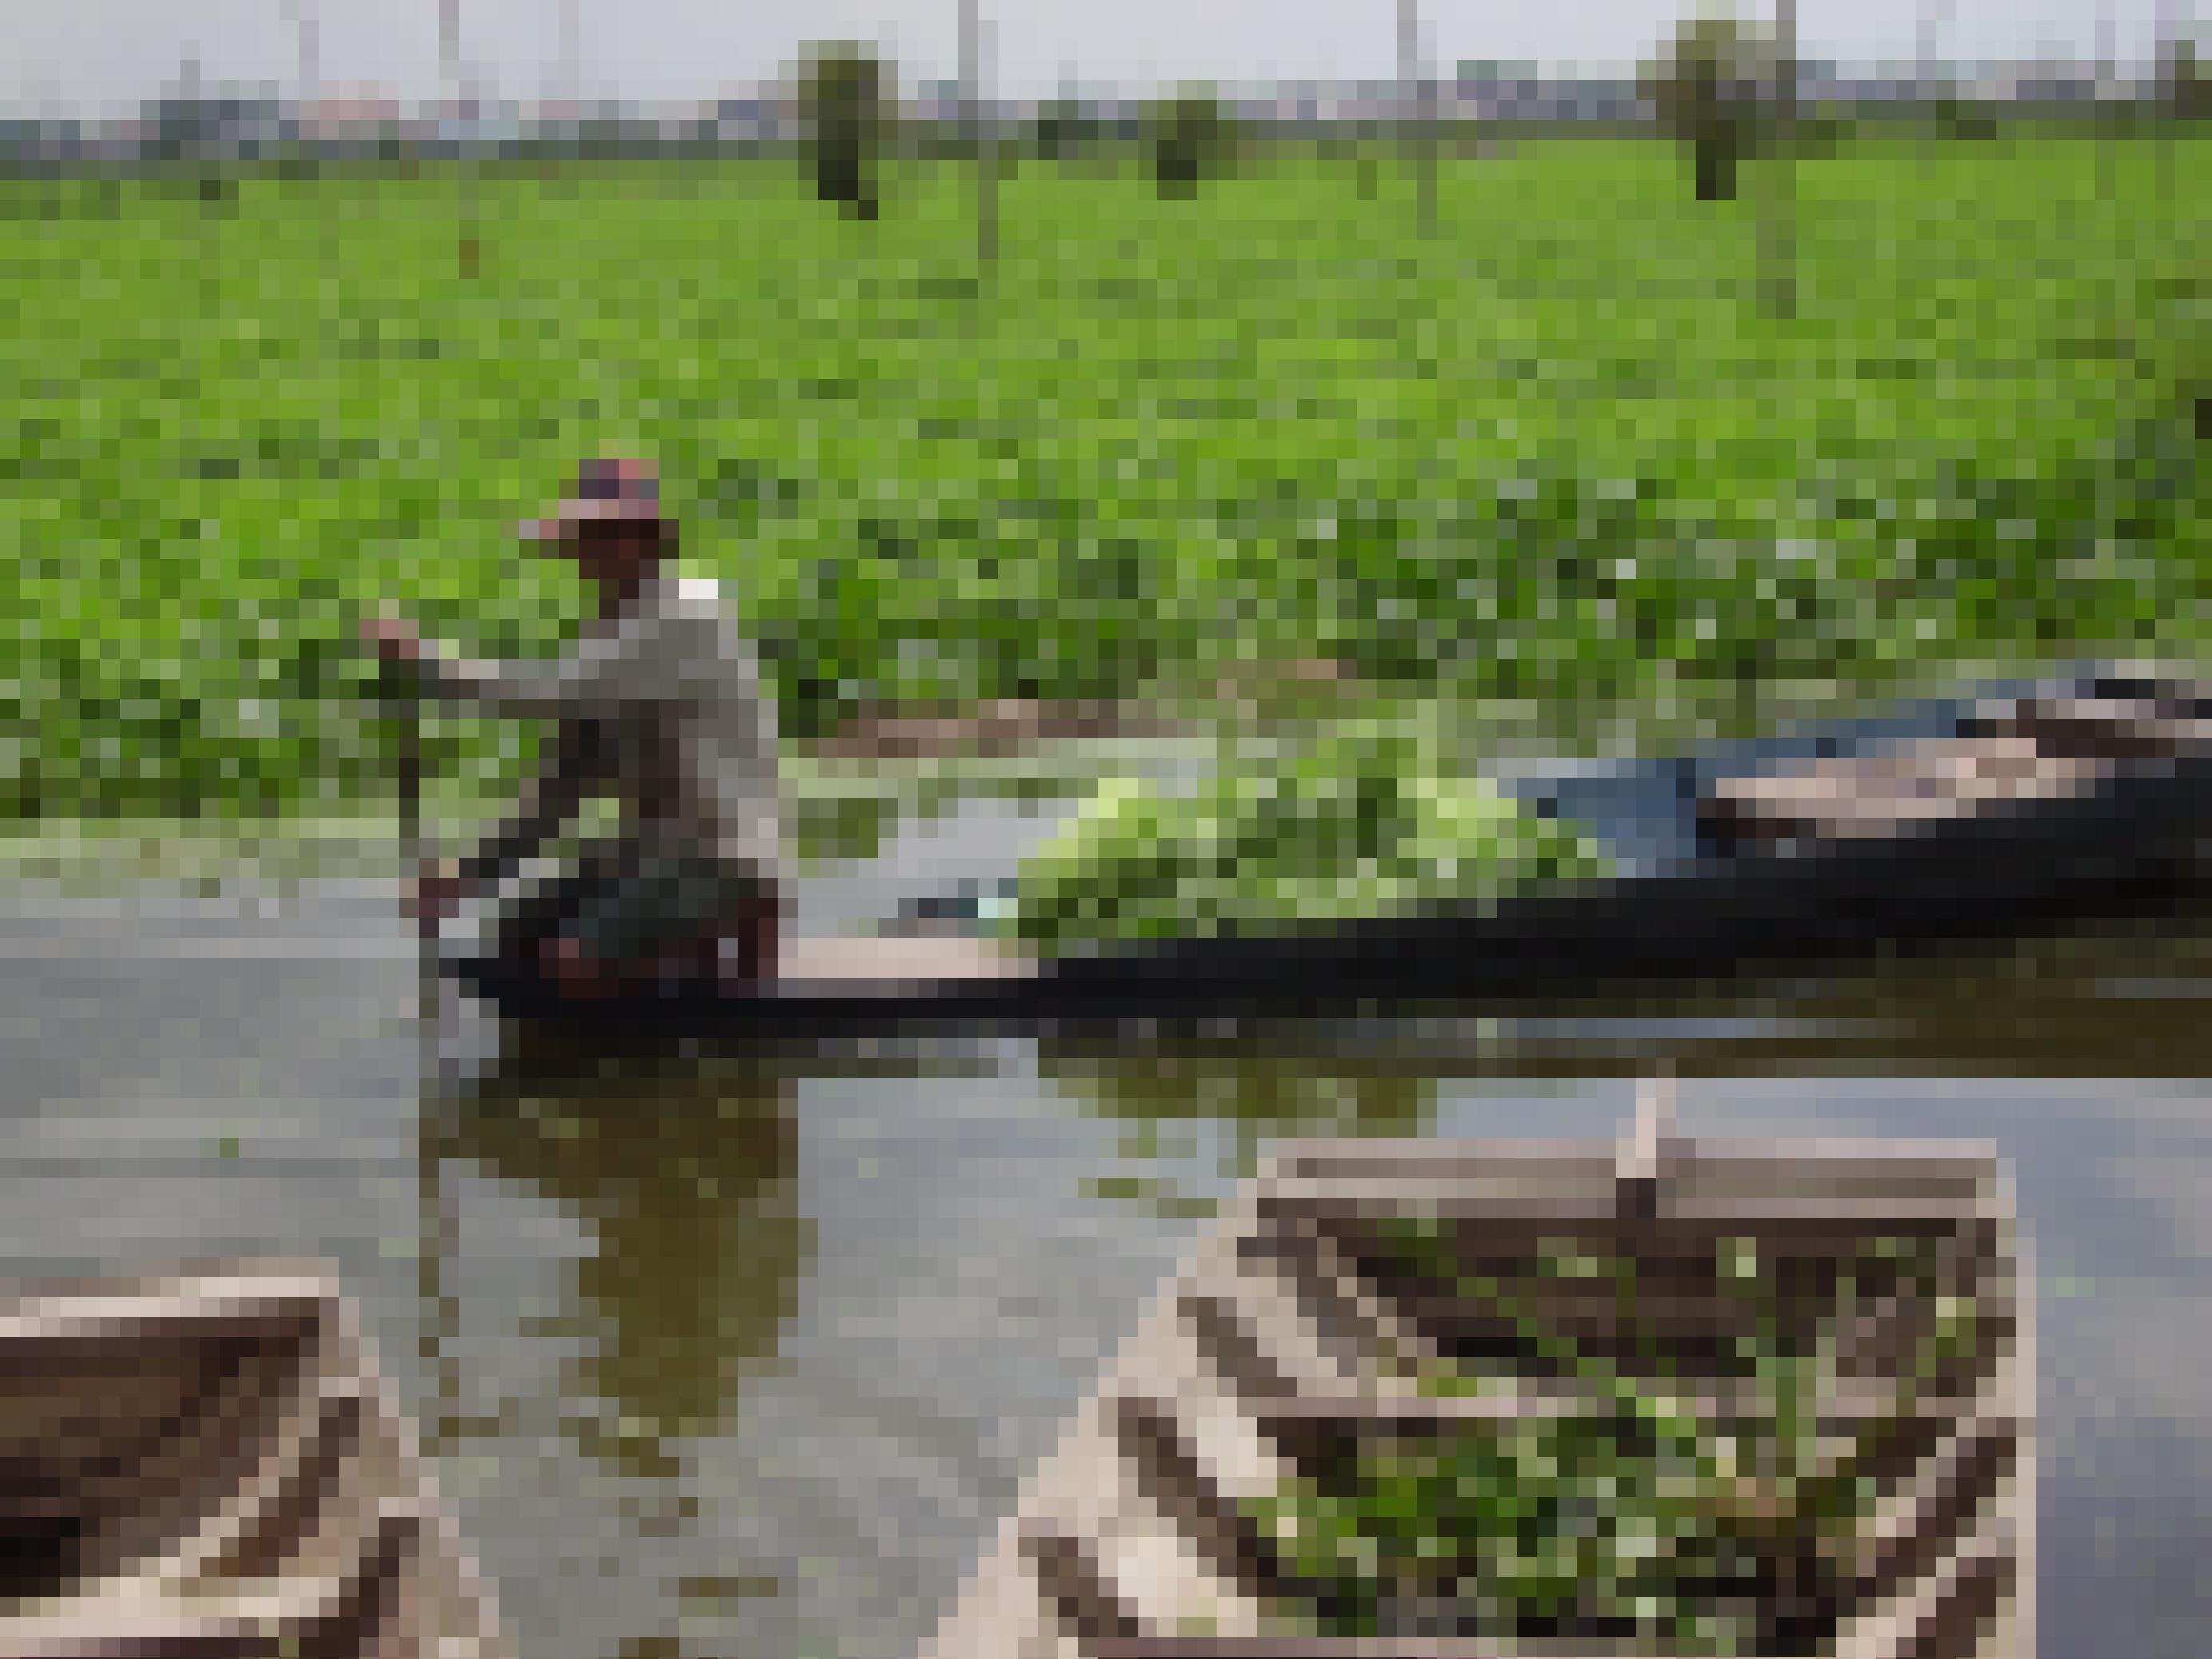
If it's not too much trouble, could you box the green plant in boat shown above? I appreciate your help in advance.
[1005,723,1614,951]
[1246,1226,1977,1647]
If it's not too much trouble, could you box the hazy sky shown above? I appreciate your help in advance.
[10,0,2197,113]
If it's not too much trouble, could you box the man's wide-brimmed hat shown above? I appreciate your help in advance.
[519,456,667,542]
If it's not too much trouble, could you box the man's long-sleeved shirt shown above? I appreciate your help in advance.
[420,572,782,882]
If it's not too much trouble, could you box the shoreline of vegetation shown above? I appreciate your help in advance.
[1,137,2202,833]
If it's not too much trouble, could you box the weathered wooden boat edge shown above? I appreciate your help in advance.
[0,1260,511,1659]
[921,1122,2034,1659]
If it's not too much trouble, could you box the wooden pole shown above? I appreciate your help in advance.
[415,1045,458,1463]
[962,0,998,268]
[392,658,457,1461]
[1917,0,1952,146]
[374,656,437,1044]
[1399,0,1435,235]
[280,0,322,115]
[2155,0,2177,212]
[387,664,422,901]
[560,0,581,103]
[980,24,998,267]
[2097,3,2118,207]
[1759,0,1798,321]
[380,655,437,1026]
[442,0,479,277]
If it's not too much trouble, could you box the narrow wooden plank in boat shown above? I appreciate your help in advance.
[776,932,1038,986]
[1700,736,2107,847]
[1976,686,2212,761]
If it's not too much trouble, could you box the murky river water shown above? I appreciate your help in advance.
[4,783,2210,1659]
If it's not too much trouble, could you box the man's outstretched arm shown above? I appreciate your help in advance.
[453,720,600,892]
[417,608,660,720]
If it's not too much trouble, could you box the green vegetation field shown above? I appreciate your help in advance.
[0,137,2202,824]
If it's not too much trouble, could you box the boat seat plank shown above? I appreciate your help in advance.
[1701,736,2106,845]
[1978,687,2212,761]
[774,933,1037,988]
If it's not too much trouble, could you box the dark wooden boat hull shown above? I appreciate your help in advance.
[453,736,2212,1037]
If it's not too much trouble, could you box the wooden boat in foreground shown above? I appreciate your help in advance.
[454,671,2212,1035]
[0,1264,507,1659]
[925,1105,2032,1659]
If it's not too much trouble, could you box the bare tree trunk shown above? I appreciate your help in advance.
[962,0,997,268]
[1696,141,1738,200]
[2097,4,2118,206]
[1757,0,1798,319]
[1398,0,1436,235]
[441,0,480,278]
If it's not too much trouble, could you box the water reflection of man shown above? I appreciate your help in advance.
[447,1043,809,1467]
[360,457,785,996]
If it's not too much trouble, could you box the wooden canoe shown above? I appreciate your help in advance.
[452,671,2212,1035]
[0,1264,508,1659]
[924,1113,2032,1659]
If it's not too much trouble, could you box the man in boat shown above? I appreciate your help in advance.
[360,456,784,995]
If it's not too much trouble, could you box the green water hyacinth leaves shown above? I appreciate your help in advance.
[1006,725,1613,950]
[1263,1413,1768,1648]
[1248,1221,1984,1645]
[1255,1393,1874,1651]
[0,141,2199,825]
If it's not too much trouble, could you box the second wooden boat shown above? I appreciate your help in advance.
[926,1106,2032,1659]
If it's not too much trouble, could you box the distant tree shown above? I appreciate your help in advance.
[2162,36,2211,122]
[1151,85,1239,196]
[1032,97,1099,160]
[798,40,892,219]
[1929,91,1997,141]
[1640,12,1783,200]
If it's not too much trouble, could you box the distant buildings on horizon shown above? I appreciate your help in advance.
[0,57,2189,163]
